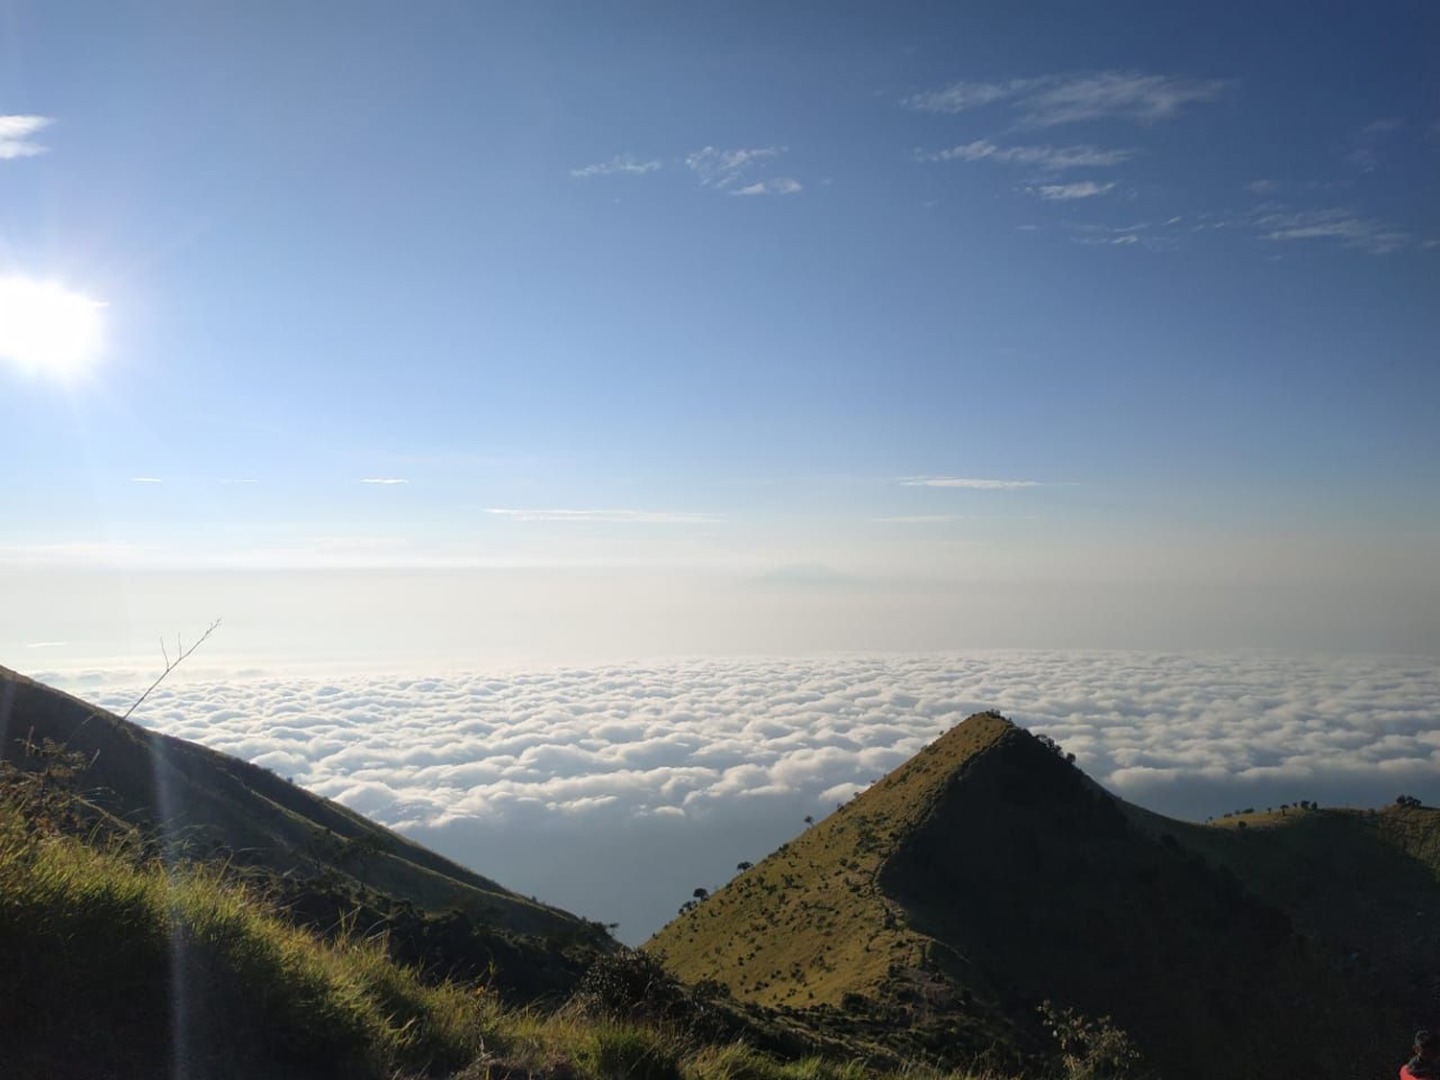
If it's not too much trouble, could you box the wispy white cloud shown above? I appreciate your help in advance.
[570,154,662,178]
[1246,179,1281,195]
[872,514,967,523]
[1348,118,1404,172]
[484,508,724,524]
[360,477,409,485]
[905,79,1038,114]
[0,115,52,159]
[1072,232,1141,248]
[685,146,788,191]
[916,139,1134,171]
[1255,207,1416,255]
[899,476,1041,489]
[130,477,163,484]
[1019,72,1231,127]
[905,71,1230,127]
[1068,221,1177,250]
[1032,180,1115,201]
[731,177,803,197]
[24,641,68,649]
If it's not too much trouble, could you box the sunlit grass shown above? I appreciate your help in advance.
[0,804,491,1077]
[0,800,1009,1079]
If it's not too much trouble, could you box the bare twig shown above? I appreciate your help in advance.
[120,618,221,722]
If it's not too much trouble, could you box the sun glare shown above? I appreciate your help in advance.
[0,275,105,380]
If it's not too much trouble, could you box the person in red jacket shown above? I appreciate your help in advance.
[1402,1030,1438,1080]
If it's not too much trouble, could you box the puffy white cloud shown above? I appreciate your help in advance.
[730,178,802,197]
[0,116,51,159]
[64,652,1440,941]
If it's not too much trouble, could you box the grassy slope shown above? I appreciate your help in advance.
[649,713,1440,1080]
[1138,801,1440,1011]
[648,713,1014,1008]
[0,801,490,1079]
[649,714,1033,1067]
[0,669,1011,1078]
[0,664,596,941]
[0,801,996,1080]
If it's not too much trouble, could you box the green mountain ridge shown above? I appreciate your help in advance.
[648,712,1440,1080]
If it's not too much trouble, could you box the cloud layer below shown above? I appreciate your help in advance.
[59,652,1440,941]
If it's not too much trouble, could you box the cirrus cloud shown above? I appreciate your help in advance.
[1032,180,1115,201]
[916,139,1135,172]
[906,71,1231,128]
[570,155,662,178]
[899,476,1042,489]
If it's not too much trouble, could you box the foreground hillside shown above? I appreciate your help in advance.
[2,794,1022,1080]
[0,665,1014,1078]
[0,663,614,999]
[5,666,1117,1079]
[649,712,1440,1080]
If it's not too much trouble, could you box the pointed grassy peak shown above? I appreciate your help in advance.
[646,712,1030,1012]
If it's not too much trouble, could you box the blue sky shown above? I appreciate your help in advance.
[2,1,1438,666]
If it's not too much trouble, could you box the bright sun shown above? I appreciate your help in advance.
[0,275,106,379]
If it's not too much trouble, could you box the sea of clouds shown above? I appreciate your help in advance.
[48,652,1440,943]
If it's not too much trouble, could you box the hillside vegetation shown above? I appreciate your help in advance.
[0,666,1037,1079]
[649,713,1440,1080]
[0,662,614,1001]
[2,792,1028,1080]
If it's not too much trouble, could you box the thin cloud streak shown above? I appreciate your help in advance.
[899,476,1042,489]
[360,478,409,485]
[916,139,1135,171]
[1256,208,1416,255]
[1033,181,1115,200]
[905,71,1231,127]
[872,514,968,523]
[570,155,662,178]
[484,508,724,524]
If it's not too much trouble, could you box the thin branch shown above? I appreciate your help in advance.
[121,618,221,722]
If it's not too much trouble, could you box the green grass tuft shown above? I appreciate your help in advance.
[0,802,492,1078]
